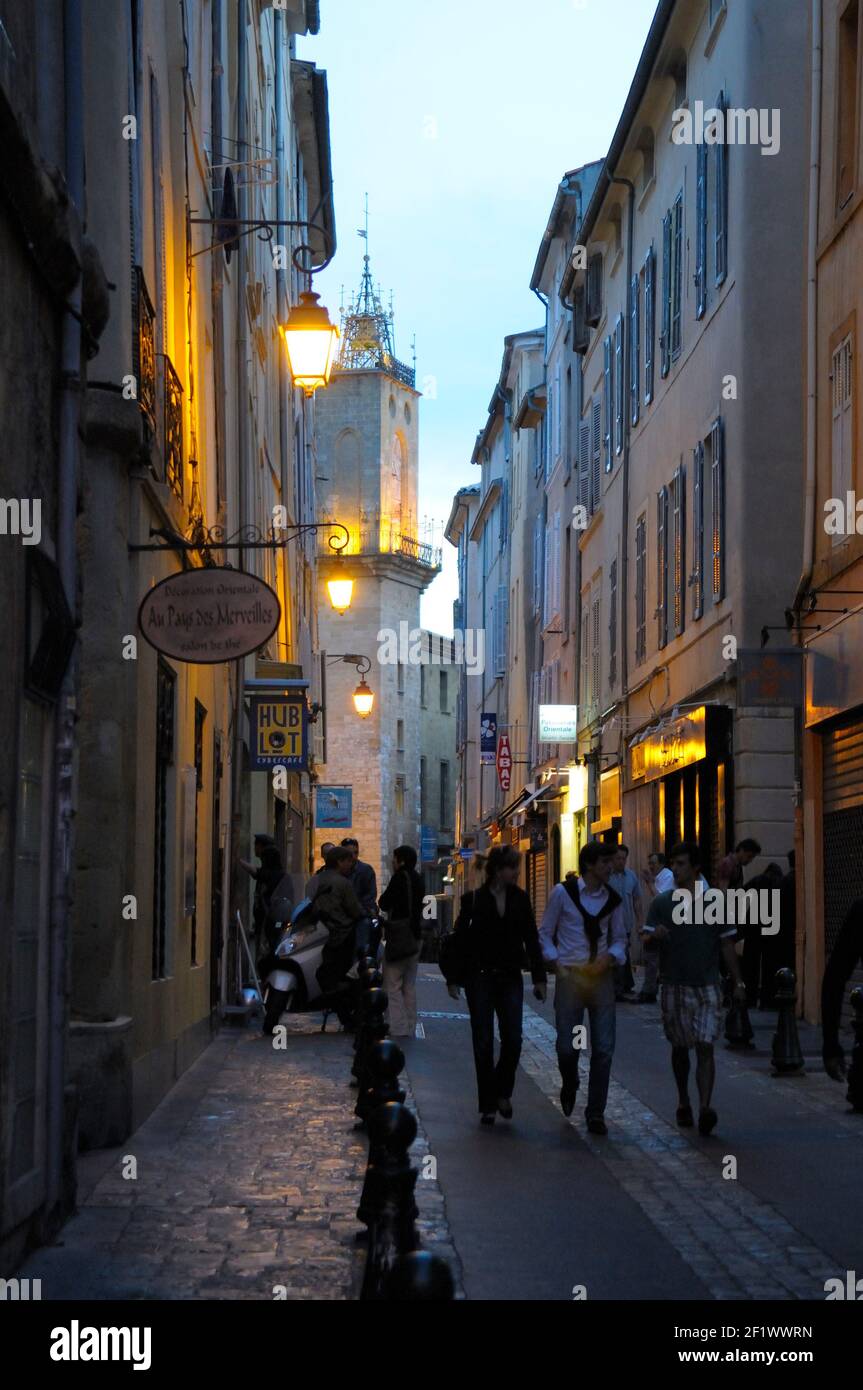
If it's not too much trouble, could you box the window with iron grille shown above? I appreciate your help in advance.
[644,244,656,402]
[603,335,613,471]
[630,273,640,427]
[635,514,647,663]
[656,486,669,648]
[709,418,726,602]
[153,660,176,981]
[692,442,705,618]
[609,559,618,689]
[671,464,686,637]
[614,315,624,455]
[586,252,603,326]
[715,91,729,284]
[696,143,708,319]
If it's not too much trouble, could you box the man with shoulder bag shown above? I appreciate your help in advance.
[379,845,424,1037]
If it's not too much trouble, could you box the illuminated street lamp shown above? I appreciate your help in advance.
[322,653,375,719]
[326,572,354,616]
[280,291,340,397]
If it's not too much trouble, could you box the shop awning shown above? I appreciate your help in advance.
[498,786,533,822]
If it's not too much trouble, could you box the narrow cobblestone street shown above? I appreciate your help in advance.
[21,968,862,1303]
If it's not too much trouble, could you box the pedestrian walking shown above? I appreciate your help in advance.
[762,849,796,1007]
[313,845,366,1026]
[539,841,624,1135]
[379,845,425,1037]
[641,841,746,1135]
[716,837,761,890]
[636,851,673,1002]
[821,896,863,1081]
[441,847,547,1126]
[341,837,379,957]
[740,861,784,1008]
[239,833,285,960]
[609,844,643,1001]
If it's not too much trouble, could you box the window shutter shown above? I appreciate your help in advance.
[591,592,601,712]
[715,90,728,285]
[586,252,603,326]
[644,244,656,403]
[672,464,686,636]
[552,510,562,619]
[693,442,704,619]
[671,193,683,359]
[630,272,640,427]
[831,335,853,515]
[591,397,602,513]
[554,363,562,464]
[603,336,613,472]
[609,558,618,690]
[660,211,671,378]
[533,514,542,613]
[573,285,589,352]
[635,515,647,664]
[657,485,669,648]
[696,143,707,319]
[580,601,591,710]
[711,418,725,602]
[494,583,507,676]
[578,417,591,513]
[614,314,624,455]
[543,520,551,626]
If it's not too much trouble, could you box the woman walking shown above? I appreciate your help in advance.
[442,847,546,1125]
[379,845,425,1037]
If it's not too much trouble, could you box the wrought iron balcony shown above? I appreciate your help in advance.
[133,266,157,434]
[332,350,415,389]
[163,355,184,501]
[318,517,441,571]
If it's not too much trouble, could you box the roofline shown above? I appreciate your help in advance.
[444,485,480,543]
[576,0,675,253]
[529,159,604,291]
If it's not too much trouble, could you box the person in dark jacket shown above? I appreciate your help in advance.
[239,834,284,941]
[379,845,425,1036]
[341,837,379,956]
[443,846,547,1125]
[821,897,863,1081]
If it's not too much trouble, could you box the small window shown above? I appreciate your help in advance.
[837,0,860,211]
[397,661,405,694]
[420,756,427,820]
[420,663,427,707]
[439,670,448,712]
[439,761,450,829]
[395,775,405,817]
[397,719,405,751]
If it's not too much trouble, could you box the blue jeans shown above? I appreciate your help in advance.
[464,969,524,1113]
[554,965,616,1118]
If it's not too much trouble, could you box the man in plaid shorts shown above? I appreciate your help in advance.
[641,841,746,1136]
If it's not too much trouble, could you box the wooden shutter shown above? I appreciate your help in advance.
[609,558,618,690]
[603,335,613,472]
[591,397,602,512]
[635,515,647,663]
[494,584,507,676]
[591,592,601,711]
[578,417,591,513]
[823,717,863,814]
[711,418,725,602]
[657,485,669,648]
[672,464,686,636]
[645,244,656,401]
[696,144,707,319]
[660,211,671,378]
[831,334,853,515]
[671,193,683,359]
[586,252,603,326]
[630,272,640,426]
[715,91,728,285]
[552,510,561,619]
[573,285,589,352]
[693,442,705,619]
[614,314,624,455]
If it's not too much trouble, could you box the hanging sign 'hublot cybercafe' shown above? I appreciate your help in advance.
[138,568,281,664]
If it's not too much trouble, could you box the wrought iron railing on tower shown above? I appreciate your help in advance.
[317,511,441,570]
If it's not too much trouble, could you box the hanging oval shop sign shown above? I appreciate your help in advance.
[138,568,281,664]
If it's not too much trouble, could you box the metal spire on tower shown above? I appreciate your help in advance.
[336,195,415,387]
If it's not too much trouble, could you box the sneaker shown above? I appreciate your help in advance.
[497,1097,513,1119]
[560,1086,578,1117]
[586,1113,608,1136]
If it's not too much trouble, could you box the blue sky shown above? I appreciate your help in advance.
[299,0,658,633]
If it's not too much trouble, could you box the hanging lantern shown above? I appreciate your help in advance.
[280,291,340,396]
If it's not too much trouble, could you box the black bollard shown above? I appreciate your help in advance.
[847,988,863,1113]
[771,967,805,1074]
[384,1251,455,1301]
[354,987,389,1121]
[356,1041,407,1229]
[351,965,384,1083]
[360,1101,420,1301]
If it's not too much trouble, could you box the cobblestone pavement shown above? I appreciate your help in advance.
[519,1008,839,1301]
[22,1017,463,1301]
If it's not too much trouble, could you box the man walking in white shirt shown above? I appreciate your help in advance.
[539,842,626,1135]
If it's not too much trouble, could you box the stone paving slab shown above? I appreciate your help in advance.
[21,1018,463,1301]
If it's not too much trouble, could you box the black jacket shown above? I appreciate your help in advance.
[447,884,546,985]
[348,858,378,916]
[379,868,425,939]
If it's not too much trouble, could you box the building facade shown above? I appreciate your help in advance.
[419,631,458,905]
[798,0,863,1022]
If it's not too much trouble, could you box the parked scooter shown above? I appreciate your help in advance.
[261,895,374,1035]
